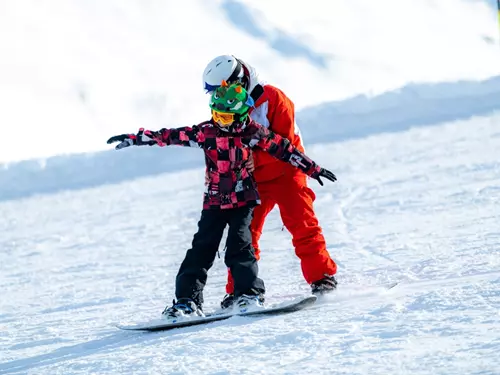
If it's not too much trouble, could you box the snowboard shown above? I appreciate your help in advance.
[116,295,317,332]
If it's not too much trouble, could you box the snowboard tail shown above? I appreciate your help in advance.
[116,295,317,332]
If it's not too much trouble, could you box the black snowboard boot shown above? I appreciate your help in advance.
[220,294,235,309]
[311,275,338,295]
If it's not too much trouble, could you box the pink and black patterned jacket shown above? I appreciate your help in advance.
[149,119,321,210]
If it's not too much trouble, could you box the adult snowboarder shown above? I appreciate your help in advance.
[202,55,339,309]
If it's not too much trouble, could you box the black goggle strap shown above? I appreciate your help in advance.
[227,58,243,84]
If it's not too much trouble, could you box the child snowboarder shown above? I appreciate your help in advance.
[106,81,337,320]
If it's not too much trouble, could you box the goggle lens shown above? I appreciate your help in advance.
[212,110,235,126]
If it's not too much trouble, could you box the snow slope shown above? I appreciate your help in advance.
[1,0,499,163]
[1,113,499,374]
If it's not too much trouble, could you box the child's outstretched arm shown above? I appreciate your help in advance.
[246,124,337,186]
[107,125,205,150]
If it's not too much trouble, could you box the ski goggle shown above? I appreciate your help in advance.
[212,110,235,126]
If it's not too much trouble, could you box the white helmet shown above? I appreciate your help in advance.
[202,55,247,93]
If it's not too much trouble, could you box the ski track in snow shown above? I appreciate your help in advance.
[1,115,500,374]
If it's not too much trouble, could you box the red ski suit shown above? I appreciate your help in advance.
[225,64,337,293]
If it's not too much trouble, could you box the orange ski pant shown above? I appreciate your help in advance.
[225,167,337,294]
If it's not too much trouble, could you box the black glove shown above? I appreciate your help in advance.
[312,167,337,186]
[106,133,136,150]
[107,128,161,150]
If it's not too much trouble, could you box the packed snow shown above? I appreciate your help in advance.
[1,113,499,374]
[1,0,500,374]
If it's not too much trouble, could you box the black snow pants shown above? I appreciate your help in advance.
[175,206,265,309]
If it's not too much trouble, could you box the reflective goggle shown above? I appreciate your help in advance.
[212,110,235,126]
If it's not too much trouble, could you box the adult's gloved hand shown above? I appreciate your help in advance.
[311,167,337,186]
[107,128,162,150]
